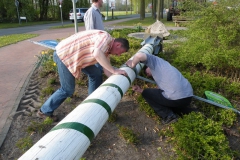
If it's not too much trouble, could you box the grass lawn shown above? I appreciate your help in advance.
[52,16,175,29]
[0,34,38,48]
[0,21,61,29]
[113,17,175,27]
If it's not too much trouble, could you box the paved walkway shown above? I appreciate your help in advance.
[0,18,186,147]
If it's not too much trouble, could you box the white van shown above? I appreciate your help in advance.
[69,8,88,23]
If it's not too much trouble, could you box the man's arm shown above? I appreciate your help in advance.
[126,52,147,68]
[93,48,127,76]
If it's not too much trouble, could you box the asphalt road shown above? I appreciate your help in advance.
[0,14,151,36]
[0,21,73,36]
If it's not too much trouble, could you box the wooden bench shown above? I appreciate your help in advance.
[172,16,193,27]
[20,16,27,23]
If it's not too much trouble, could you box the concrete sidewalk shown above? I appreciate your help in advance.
[0,17,185,147]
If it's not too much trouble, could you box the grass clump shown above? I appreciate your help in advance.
[117,124,139,145]
[47,77,57,85]
[41,86,54,96]
[16,118,53,152]
[27,117,53,133]
[108,111,118,123]
[16,137,33,152]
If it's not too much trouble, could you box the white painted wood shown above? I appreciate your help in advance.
[18,44,155,160]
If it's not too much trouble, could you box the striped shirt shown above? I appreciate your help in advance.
[55,30,114,78]
[84,4,104,30]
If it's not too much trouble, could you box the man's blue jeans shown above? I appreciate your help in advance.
[40,52,102,115]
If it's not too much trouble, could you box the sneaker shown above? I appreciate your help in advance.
[162,114,178,125]
[36,110,58,122]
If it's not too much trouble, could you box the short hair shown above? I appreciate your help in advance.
[92,0,98,2]
[114,38,129,52]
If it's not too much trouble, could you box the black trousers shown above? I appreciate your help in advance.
[142,88,193,119]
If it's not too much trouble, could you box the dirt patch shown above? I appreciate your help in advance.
[0,66,240,160]
[0,67,176,160]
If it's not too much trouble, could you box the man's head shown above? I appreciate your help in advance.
[110,38,129,56]
[92,0,103,8]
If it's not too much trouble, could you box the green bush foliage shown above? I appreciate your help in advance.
[174,0,240,75]
[171,112,234,159]
[182,71,237,127]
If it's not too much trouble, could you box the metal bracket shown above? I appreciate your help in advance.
[141,35,163,55]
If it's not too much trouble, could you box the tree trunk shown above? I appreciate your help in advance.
[39,0,49,20]
[156,0,163,21]
[140,0,145,20]
[152,0,157,19]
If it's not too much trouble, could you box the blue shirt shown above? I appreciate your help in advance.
[84,4,104,30]
[144,54,193,100]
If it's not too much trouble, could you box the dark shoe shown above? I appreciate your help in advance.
[37,110,58,122]
[162,114,178,125]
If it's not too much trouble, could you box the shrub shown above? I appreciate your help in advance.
[174,0,240,76]
[171,112,234,159]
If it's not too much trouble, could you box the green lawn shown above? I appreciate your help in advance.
[0,34,38,48]
[113,17,175,27]
[0,21,61,29]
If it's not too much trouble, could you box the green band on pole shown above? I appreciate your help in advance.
[100,83,123,97]
[138,63,143,70]
[51,122,95,142]
[125,75,131,85]
[81,99,112,116]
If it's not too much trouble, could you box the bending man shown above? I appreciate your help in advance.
[126,52,194,125]
[37,30,129,121]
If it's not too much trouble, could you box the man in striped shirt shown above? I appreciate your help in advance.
[84,0,104,30]
[84,0,105,97]
[37,30,129,121]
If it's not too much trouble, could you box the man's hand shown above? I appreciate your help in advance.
[126,60,133,68]
[132,85,143,93]
[113,68,128,76]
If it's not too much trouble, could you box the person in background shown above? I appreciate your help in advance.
[37,30,129,121]
[84,0,104,30]
[126,52,195,125]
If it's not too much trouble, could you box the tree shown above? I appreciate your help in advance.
[152,0,157,19]
[140,0,145,20]
[39,0,49,20]
[156,0,164,20]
